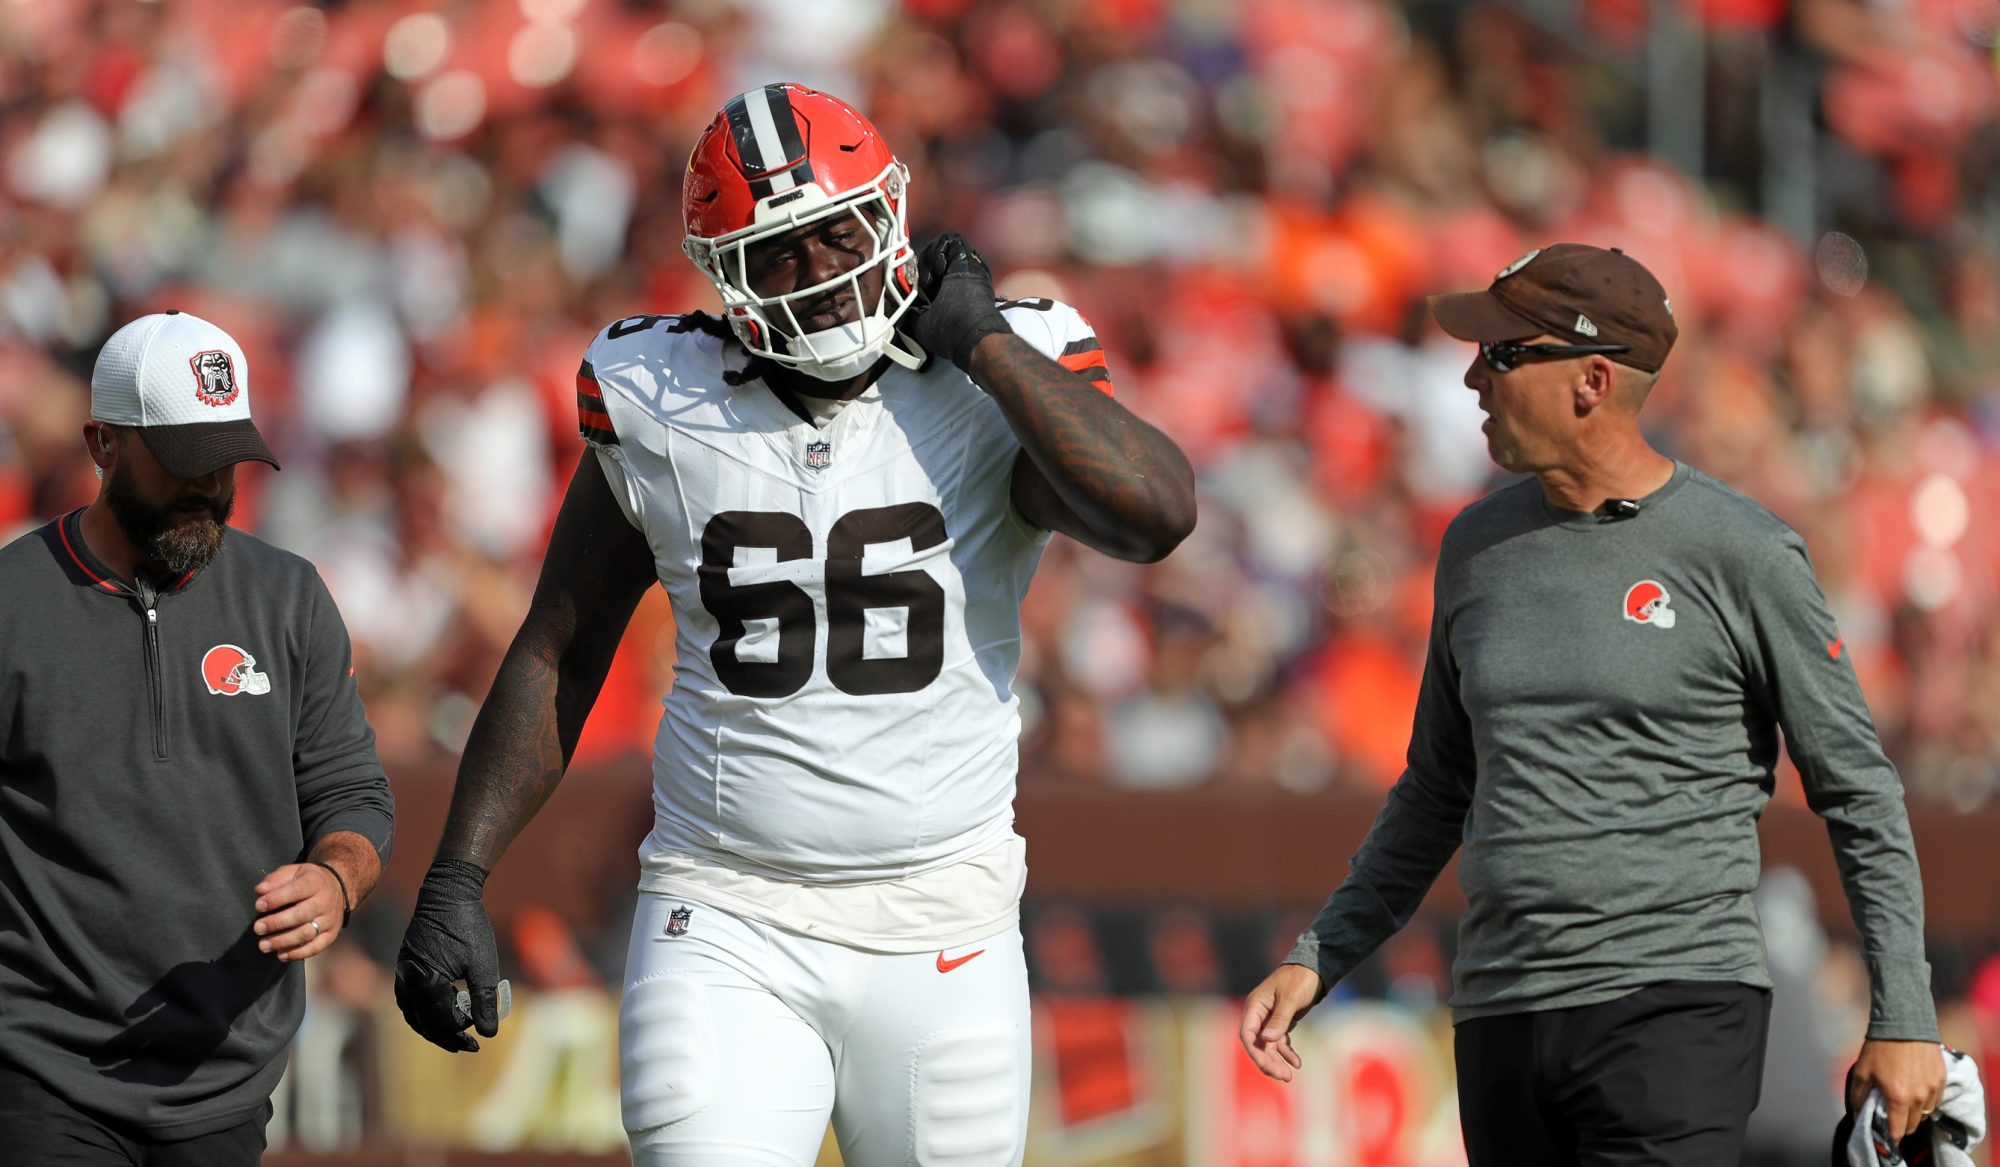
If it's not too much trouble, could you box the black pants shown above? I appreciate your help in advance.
[0,1063,270,1166]
[1455,981,1772,1167]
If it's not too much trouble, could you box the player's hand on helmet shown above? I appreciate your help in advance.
[395,858,502,1053]
[903,231,1012,371]
[1239,963,1324,1082]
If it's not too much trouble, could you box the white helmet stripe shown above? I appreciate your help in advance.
[743,88,798,194]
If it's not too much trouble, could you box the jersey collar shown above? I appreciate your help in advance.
[1539,460,1692,529]
[757,352,895,425]
[56,509,199,596]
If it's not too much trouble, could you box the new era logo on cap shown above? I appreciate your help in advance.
[90,311,279,480]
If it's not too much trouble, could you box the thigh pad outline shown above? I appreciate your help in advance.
[910,1022,1025,1166]
[621,971,717,1136]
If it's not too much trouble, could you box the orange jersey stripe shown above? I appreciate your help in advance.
[1058,349,1114,395]
[576,359,617,443]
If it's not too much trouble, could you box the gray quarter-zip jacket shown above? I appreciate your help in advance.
[1287,463,1937,1040]
[0,510,393,1137]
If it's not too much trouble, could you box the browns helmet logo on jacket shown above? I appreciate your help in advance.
[201,644,271,695]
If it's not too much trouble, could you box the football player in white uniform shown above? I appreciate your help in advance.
[393,83,1195,1165]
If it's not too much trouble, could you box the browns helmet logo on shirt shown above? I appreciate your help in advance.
[201,644,271,696]
[1622,580,1677,629]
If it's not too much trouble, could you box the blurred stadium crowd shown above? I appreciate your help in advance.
[6,0,2000,808]
[7,0,2000,1160]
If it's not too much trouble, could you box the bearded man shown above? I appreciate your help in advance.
[0,310,393,1165]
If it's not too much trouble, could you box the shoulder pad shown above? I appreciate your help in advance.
[578,313,734,445]
[996,297,1114,395]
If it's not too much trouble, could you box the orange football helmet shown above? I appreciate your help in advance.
[681,83,920,380]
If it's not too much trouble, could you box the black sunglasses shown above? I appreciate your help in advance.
[1479,339,1631,373]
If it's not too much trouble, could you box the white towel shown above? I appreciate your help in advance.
[1844,1045,1986,1167]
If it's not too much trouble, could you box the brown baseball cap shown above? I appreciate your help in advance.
[1428,243,1678,373]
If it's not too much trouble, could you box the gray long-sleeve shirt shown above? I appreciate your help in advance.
[0,511,394,1137]
[1287,462,1937,1039]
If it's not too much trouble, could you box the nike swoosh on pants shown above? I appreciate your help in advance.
[936,949,985,973]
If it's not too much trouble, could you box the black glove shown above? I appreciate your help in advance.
[395,858,501,1052]
[902,231,1011,370]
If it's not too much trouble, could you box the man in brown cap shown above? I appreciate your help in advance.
[1239,245,1946,1164]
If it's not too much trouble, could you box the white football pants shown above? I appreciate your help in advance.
[619,892,1031,1166]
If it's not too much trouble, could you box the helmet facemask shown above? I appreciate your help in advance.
[228,654,272,695]
[683,162,922,382]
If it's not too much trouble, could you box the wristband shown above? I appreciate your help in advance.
[311,860,354,928]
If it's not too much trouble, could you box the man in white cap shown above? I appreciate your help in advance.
[0,311,394,1163]
[79,309,282,577]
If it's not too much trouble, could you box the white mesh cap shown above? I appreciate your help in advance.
[90,311,279,478]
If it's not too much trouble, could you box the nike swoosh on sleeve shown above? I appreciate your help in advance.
[1827,637,1843,660]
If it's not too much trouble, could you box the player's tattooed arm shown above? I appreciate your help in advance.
[434,455,657,870]
[970,331,1196,562]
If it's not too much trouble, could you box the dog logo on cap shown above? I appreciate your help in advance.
[1622,580,1677,629]
[189,350,240,408]
[201,644,270,695]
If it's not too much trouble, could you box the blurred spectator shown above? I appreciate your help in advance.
[1746,867,1848,1167]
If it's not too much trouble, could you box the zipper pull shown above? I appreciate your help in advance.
[147,608,158,624]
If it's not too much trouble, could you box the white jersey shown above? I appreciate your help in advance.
[577,300,1113,946]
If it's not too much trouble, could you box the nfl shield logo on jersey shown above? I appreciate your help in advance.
[804,439,832,471]
[665,906,693,937]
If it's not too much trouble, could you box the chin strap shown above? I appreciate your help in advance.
[882,331,926,370]
[780,313,927,381]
